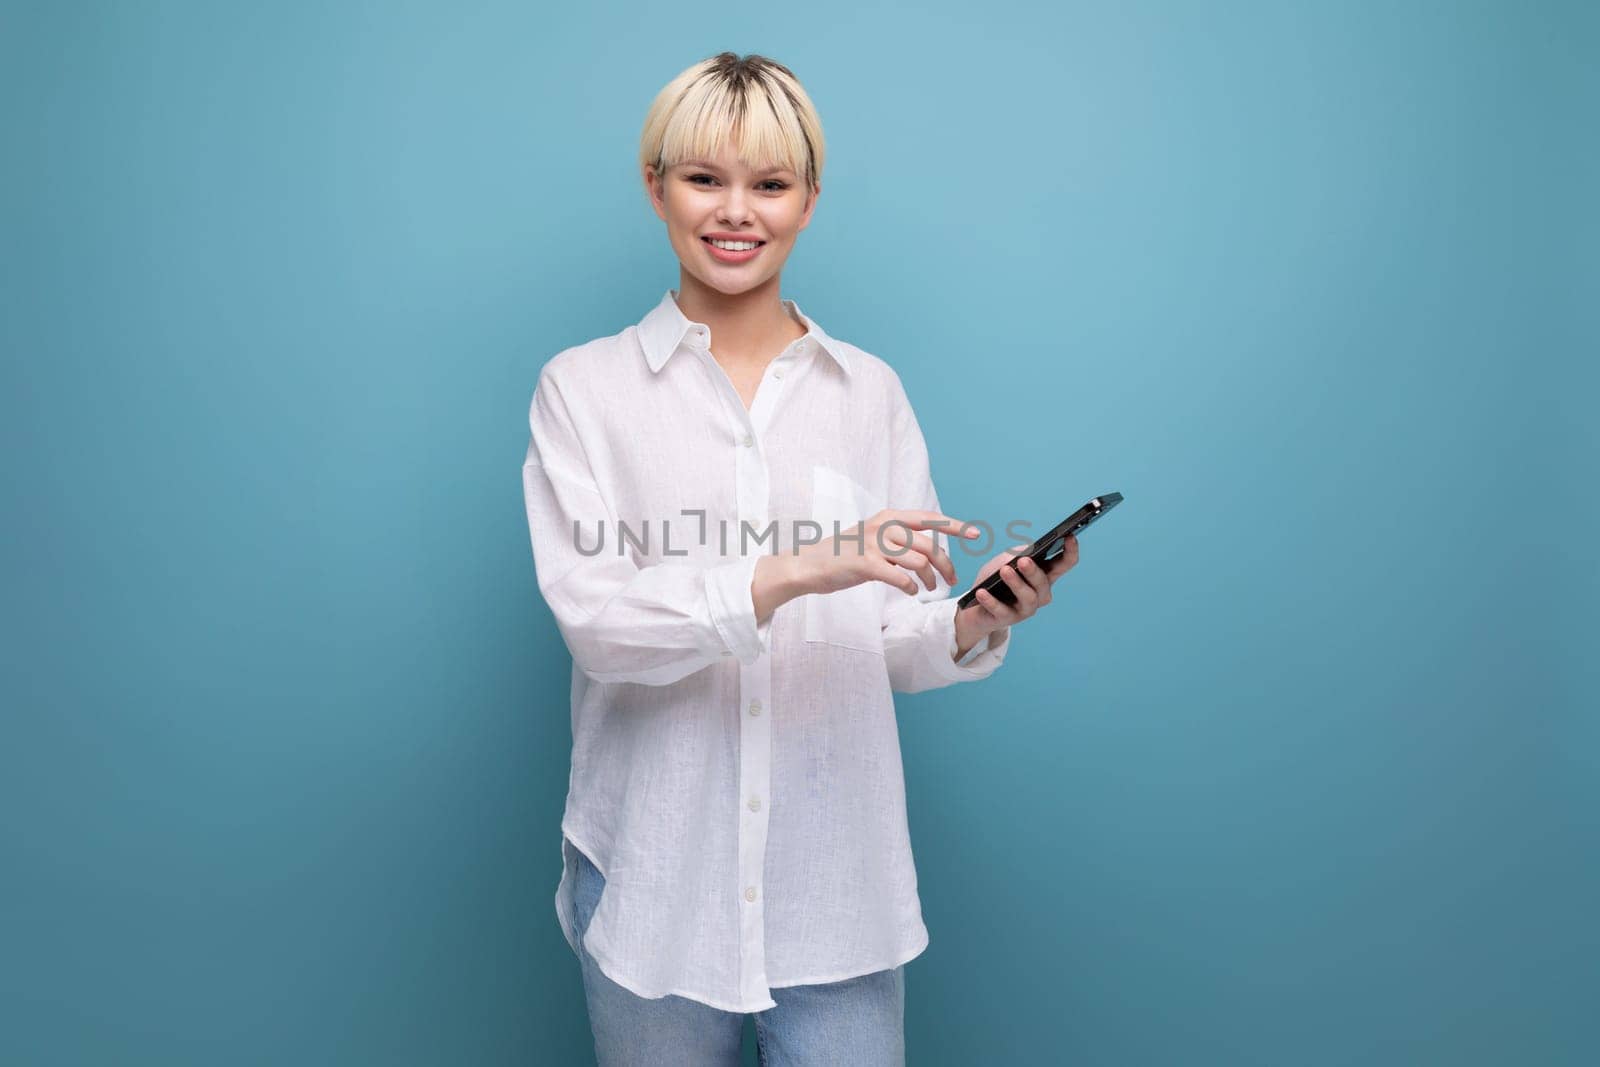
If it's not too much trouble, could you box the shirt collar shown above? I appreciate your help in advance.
[637,288,852,377]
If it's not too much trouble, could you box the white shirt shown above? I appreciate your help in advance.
[520,288,1011,1012]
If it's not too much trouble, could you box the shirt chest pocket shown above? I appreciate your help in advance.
[802,464,886,656]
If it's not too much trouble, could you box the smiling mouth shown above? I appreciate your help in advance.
[702,237,766,247]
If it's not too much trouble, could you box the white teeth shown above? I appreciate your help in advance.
[708,239,761,251]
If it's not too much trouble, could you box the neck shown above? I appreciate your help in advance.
[674,272,805,368]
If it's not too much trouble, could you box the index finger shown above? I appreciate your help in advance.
[892,511,982,538]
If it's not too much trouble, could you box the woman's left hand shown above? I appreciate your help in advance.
[953,535,1080,656]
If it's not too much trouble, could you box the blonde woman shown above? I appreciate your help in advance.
[521,51,1077,1065]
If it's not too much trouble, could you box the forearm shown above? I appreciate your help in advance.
[953,611,1007,662]
[752,553,811,625]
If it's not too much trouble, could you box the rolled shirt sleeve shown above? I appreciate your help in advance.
[886,595,1011,693]
[522,370,773,686]
[705,550,773,665]
[879,371,1013,695]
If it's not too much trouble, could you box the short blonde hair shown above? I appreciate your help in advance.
[640,52,825,191]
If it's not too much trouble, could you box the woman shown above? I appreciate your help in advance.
[521,51,1077,1066]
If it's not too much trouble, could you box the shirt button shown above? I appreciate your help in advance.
[748,699,762,716]
[721,650,733,657]
[747,796,761,812]
[741,433,754,448]
[773,369,783,379]
[744,886,758,903]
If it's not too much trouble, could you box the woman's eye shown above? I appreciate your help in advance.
[686,174,790,192]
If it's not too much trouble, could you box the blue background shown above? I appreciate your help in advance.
[3,1,1594,1063]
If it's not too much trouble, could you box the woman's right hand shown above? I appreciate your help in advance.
[792,509,982,598]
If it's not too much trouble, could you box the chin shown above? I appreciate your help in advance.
[685,267,774,297]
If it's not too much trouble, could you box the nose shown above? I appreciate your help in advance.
[716,184,750,226]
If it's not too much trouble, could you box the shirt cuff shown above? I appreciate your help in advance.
[705,553,775,666]
[922,597,1010,683]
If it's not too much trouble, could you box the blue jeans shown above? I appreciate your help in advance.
[568,839,906,1066]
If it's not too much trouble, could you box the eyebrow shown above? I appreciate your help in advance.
[679,159,795,176]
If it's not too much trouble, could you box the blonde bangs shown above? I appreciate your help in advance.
[640,53,825,188]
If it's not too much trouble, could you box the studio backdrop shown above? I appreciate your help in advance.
[2,2,1592,1064]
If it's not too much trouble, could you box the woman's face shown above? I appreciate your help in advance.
[646,139,819,297]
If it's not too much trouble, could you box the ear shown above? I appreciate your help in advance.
[797,179,821,232]
[643,164,667,221]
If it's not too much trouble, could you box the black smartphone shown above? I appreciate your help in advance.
[955,492,1123,611]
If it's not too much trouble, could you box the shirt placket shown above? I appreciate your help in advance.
[698,336,808,1008]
